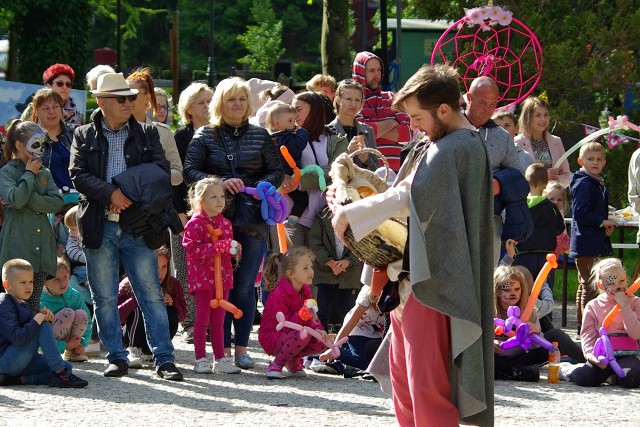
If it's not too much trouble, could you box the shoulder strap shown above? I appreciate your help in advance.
[217,127,240,177]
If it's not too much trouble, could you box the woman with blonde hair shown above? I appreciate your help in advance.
[515,96,571,187]
[183,77,284,369]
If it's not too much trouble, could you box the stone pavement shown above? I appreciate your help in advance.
[0,303,638,426]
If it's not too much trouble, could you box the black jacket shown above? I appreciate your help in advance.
[183,121,284,219]
[517,197,565,253]
[69,111,170,249]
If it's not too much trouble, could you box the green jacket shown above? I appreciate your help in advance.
[299,132,348,191]
[309,209,362,289]
[0,159,63,275]
[40,286,92,352]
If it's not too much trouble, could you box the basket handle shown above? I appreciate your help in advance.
[349,147,390,181]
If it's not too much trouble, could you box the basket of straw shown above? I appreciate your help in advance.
[329,148,407,269]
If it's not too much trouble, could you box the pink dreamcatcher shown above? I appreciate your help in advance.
[430,3,543,110]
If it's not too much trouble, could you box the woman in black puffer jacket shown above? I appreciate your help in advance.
[183,77,284,370]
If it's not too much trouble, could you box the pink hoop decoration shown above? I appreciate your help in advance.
[431,5,543,109]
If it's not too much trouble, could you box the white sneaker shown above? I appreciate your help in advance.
[558,362,580,381]
[194,358,213,374]
[127,347,143,369]
[214,356,241,374]
[85,342,102,357]
[141,353,154,368]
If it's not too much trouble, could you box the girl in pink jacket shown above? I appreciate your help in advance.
[182,177,241,375]
[259,247,327,379]
[568,258,640,387]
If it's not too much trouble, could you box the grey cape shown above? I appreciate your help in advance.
[408,128,494,425]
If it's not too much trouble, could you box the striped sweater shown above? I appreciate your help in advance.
[352,51,411,171]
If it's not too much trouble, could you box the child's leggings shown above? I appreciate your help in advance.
[572,357,640,388]
[26,272,48,315]
[52,308,88,343]
[272,328,326,368]
[194,287,228,360]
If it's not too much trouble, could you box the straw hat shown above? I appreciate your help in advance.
[91,73,138,97]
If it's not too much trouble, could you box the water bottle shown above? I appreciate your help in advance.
[548,341,560,384]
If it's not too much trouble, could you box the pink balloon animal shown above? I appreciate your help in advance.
[275,312,348,358]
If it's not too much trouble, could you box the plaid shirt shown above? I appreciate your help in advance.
[103,122,129,183]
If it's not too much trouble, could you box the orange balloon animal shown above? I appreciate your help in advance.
[275,146,302,254]
[205,224,243,319]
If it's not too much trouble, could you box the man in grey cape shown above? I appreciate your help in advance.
[331,64,494,426]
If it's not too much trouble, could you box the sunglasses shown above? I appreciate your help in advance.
[54,81,73,88]
[103,94,138,104]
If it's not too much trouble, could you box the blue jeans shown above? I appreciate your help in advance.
[85,220,175,366]
[0,322,71,385]
[224,231,266,348]
[338,335,382,370]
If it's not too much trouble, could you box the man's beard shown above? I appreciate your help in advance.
[430,115,448,141]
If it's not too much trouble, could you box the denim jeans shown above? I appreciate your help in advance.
[0,322,71,385]
[338,335,382,370]
[224,230,266,348]
[85,220,175,366]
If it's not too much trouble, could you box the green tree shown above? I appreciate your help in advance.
[322,0,351,80]
[237,0,285,73]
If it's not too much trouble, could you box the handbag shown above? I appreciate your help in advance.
[376,279,400,313]
[219,128,268,240]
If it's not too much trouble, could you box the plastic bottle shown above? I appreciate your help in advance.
[548,341,560,384]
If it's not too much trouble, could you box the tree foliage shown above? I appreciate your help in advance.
[237,0,285,72]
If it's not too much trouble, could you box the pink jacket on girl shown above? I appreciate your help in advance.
[259,277,323,356]
[515,133,571,187]
[182,211,236,294]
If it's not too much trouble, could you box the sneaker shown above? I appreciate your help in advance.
[85,341,102,357]
[234,353,255,369]
[104,359,129,377]
[310,359,338,374]
[141,353,154,368]
[253,310,262,325]
[194,358,213,374]
[265,362,283,379]
[127,347,143,369]
[48,368,88,388]
[181,327,194,344]
[156,362,184,381]
[496,365,540,382]
[558,362,579,382]
[0,373,22,386]
[284,358,307,377]
[64,349,89,363]
[214,356,241,374]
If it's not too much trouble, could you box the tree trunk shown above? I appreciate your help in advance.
[321,0,351,80]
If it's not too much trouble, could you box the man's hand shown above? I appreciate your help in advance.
[330,206,349,244]
[109,188,132,213]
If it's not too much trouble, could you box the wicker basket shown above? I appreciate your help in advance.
[329,148,407,269]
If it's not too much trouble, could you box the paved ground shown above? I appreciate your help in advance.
[1,303,638,426]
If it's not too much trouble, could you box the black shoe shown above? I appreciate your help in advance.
[361,372,378,382]
[156,362,184,381]
[253,310,262,325]
[48,368,88,388]
[104,359,129,377]
[0,373,22,386]
[496,365,540,382]
[328,361,361,378]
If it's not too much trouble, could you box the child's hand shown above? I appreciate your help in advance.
[34,312,46,325]
[40,307,54,323]
[505,239,517,259]
[319,348,335,362]
[26,157,42,175]
[335,260,350,274]
[614,291,631,308]
[588,354,607,369]
[163,293,174,306]
[66,335,81,350]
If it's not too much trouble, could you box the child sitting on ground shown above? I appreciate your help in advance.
[259,247,327,379]
[0,258,87,387]
[493,265,547,382]
[40,258,92,362]
[182,176,242,375]
[118,246,186,369]
[561,258,640,387]
[265,101,310,224]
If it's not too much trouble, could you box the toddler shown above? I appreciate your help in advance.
[0,259,87,387]
[266,101,310,224]
[182,176,242,374]
[566,258,640,387]
[259,247,327,379]
[63,205,90,304]
[40,258,91,362]
[570,142,616,333]
[493,265,546,382]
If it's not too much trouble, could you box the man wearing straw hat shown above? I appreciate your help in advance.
[331,64,494,426]
[69,73,183,381]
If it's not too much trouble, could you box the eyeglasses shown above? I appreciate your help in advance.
[157,105,169,111]
[54,81,73,88]
[102,94,138,104]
